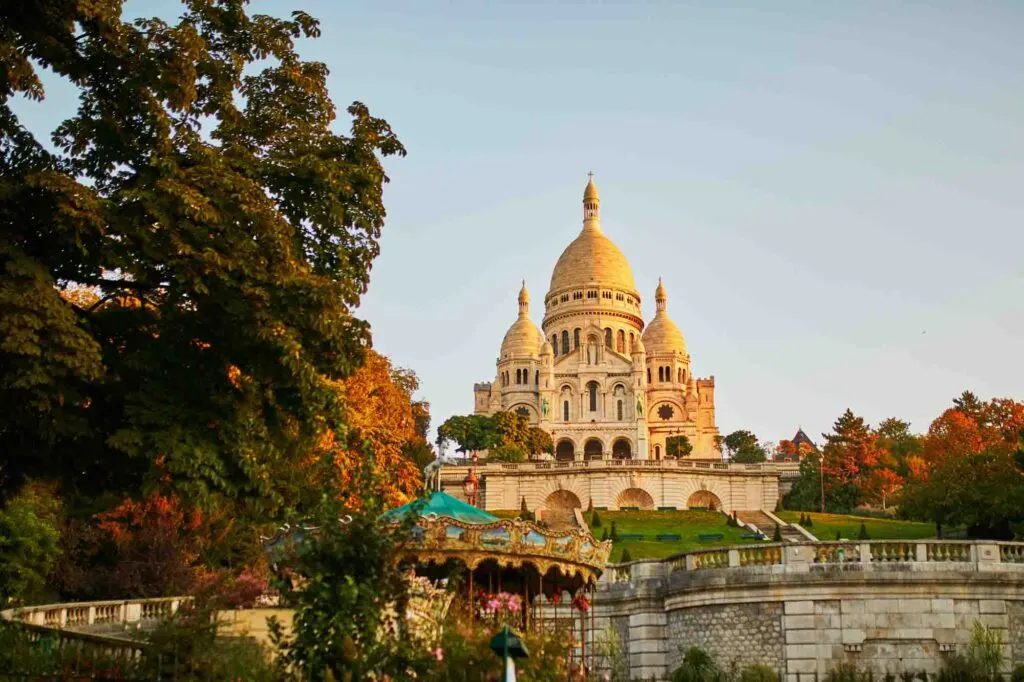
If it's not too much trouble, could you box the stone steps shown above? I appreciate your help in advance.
[736,511,807,542]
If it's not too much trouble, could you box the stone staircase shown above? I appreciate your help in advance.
[541,507,580,531]
[736,511,809,542]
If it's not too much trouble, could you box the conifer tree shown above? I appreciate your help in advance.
[620,548,632,563]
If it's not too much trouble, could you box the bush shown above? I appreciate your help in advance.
[805,514,813,528]
[587,497,594,513]
[774,497,785,512]
[825,663,864,682]
[601,527,609,542]
[488,444,527,463]
[671,647,719,682]
[619,548,632,563]
[1012,663,1024,682]
[772,524,782,542]
[858,522,870,540]
[0,482,62,605]
[610,521,619,542]
[835,530,842,541]
[520,497,533,521]
[741,664,780,682]
[591,511,602,528]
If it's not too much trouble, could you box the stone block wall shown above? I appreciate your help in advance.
[667,602,784,673]
[1010,601,1024,666]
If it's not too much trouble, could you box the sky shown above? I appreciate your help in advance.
[13,1,1024,446]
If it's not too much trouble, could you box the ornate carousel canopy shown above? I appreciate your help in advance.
[385,491,612,595]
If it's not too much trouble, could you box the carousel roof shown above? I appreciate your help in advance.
[382,491,500,525]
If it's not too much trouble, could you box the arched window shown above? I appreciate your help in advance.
[616,329,625,353]
[658,367,664,382]
[551,335,558,356]
[515,369,521,384]
[563,400,569,422]
[561,331,570,355]
[629,333,634,352]
[617,400,623,421]
[535,370,539,385]
[655,445,662,460]
[678,368,683,383]
[604,328,612,347]
[588,381,598,412]
[574,328,581,349]
[647,368,652,384]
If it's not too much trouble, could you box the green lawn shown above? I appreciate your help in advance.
[589,510,762,561]
[778,511,936,541]
[489,509,762,561]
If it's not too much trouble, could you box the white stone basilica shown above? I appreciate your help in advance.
[473,177,720,460]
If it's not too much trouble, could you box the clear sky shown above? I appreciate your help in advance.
[15,1,1024,446]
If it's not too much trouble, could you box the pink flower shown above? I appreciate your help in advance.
[433,647,444,662]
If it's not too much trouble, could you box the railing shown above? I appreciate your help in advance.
[606,540,1024,577]
[439,459,799,475]
[2,597,190,632]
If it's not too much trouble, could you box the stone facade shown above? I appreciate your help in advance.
[440,460,783,513]
[667,602,784,672]
[566,541,1024,681]
[472,178,719,462]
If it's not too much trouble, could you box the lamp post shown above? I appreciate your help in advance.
[463,468,479,507]
[489,624,529,682]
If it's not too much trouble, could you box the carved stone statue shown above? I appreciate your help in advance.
[423,443,458,491]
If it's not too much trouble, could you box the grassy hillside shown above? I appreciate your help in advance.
[778,511,936,541]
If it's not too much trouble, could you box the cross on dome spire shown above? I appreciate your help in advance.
[517,280,529,315]
[655,277,668,312]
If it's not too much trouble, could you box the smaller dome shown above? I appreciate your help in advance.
[501,282,543,358]
[584,175,599,201]
[632,336,646,354]
[540,340,553,356]
[642,280,687,356]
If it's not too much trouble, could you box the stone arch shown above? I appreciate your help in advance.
[687,489,723,511]
[544,489,582,510]
[612,438,632,459]
[555,439,575,461]
[616,488,655,510]
[584,438,603,460]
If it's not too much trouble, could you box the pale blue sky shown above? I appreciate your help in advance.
[15,1,1024,445]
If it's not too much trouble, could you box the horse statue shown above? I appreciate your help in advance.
[423,443,459,492]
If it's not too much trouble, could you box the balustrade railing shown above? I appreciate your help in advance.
[2,597,190,633]
[618,540,1024,578]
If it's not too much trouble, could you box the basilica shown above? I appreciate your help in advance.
[473,177,721,460]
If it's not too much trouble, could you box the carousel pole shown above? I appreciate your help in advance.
[590,583,596,679]
[538,573,543,634]
[469,569,474,628]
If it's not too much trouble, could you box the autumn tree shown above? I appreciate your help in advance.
[329,350,426,507]
[819,410,885,511]
[0,2,404,518]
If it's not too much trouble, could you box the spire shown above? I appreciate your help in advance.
[655,277,667,313]
[583,172,600,229]
[517,280,529,316]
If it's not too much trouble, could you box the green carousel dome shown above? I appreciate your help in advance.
[382,491,500,525]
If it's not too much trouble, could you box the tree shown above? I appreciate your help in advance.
[0,2,405,518]
[487,444,527,463]
[332,350,425,507]
[437,415,499,454]
[0,482,61,605]
[899,449,1024,539]
[619,548,632,563]
[666,435,693,459]
[820,410,882,511]
[437,411,552,457]
[717,430,767,463]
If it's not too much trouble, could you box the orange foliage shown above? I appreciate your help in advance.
[924,398,1024,464]
[330,350,424,507]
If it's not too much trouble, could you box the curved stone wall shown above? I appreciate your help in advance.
[545,541,1024,680]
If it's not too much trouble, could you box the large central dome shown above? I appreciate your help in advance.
[547,178,638,297]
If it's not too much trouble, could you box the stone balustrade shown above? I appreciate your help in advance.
[444,458,801,475]
[1,596,190,633]
[582,540,1024,681]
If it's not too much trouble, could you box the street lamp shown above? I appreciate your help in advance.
[463,468,479,507]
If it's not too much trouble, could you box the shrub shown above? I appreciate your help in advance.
[1012,663,1024,682]
[965,620,1004,678]
[520,496,532,521]
[825,663,865,682]
[601,527,609,542]
[610,521,619,542]
[835,530,842,541]
[774,497,785,512]
[741,664,780,682]
[587,497,594,513]
[804,514,813,528]
[772,524,782,542]
[591,511,602,528]
[489,444,527,463]
[858,522,870,540]
[620,548,632,563]
[671,646,719,682]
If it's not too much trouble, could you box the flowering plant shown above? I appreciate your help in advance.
[571,593,590,613]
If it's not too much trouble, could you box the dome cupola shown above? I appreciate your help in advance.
[500,281,544,359]
[641,278,687,356]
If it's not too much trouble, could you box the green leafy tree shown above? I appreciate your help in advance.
[899,449,1024,539]
[717,430,767,463]
[0,482,62,605]
[437,415,498,453]
[666,435,693,459]
[0,1,404,518]
[619,547,632,563]
[486,444,527,463]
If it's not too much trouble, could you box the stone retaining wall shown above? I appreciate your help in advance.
[666,602,783,672]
